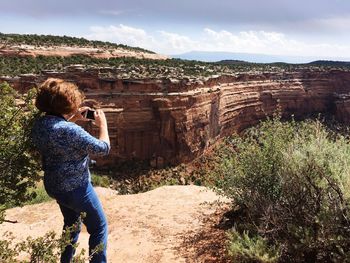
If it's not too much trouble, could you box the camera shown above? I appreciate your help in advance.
[83,109,95,120]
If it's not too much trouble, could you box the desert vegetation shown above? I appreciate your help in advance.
[0,82,41,220]
[208,117,350,262]
[1,54,350,80]
[0,32,155,54]
[0,54,252,78]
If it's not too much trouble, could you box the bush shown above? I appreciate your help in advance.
[214,117,350,262]
[0,215,103,262]
[24,184,52,205]
[91,173,112,188]
[0,82,41,222]
[227,230,280,263]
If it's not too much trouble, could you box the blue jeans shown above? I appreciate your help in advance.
[49,182,108,263]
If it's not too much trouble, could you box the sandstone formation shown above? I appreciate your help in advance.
[2,68,350,167]
[0,44,168,60]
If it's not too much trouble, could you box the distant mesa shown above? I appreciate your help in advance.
[172,50,350,64]
[0,32,168,60]
[215,59,249,65]
[306,60,350,67]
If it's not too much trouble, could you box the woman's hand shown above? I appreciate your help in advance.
[68,108,109,145]
[94,109,110,145]
[93,109,108,128]
[66,107,90,123]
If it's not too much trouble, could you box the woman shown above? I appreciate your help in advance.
[31,78,110,263]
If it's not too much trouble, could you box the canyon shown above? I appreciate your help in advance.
[2,67,350,167]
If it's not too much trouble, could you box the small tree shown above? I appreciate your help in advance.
[0,82,41,222]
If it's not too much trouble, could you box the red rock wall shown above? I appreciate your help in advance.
[82,70,350,167]
[3,69,350,167]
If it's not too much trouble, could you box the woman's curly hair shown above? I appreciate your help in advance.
[35,78,85,115]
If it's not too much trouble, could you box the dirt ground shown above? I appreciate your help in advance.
[0,185,231,263]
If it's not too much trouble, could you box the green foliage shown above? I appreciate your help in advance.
[0,82,41,222]
[24,184,52,205]
[0,55,222,78]
[0,215,103,262]
[91,173,112,188]
[2,53,346,79]
[213,117,350,262]
[227,230,280,263]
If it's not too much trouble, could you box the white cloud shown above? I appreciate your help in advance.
[158,31,198,52]
[86,24,350,59]
[87,24,157,50]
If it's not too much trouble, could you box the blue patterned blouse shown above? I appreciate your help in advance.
[31,115,110,194]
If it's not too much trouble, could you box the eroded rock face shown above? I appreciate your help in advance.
[335,100,350,124]
[2,69,350,167]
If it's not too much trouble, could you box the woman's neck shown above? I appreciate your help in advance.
[46,112,67,121]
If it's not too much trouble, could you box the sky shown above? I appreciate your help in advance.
[1,0,350,61]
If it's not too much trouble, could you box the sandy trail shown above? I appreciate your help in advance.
[0,185,229,263]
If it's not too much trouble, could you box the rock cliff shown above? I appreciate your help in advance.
[2,68,350,167]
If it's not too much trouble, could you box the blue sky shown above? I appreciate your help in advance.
[1,0,350,60]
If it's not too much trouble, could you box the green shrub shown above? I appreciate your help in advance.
[214,117,350,262]
[91,173,112,188]
[227,230,280,263]
[0,82,41,222]
[25,184,52,205]
[0,215,103,262]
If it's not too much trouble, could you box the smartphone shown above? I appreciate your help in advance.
[84,109,95,120]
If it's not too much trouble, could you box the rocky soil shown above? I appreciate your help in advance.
[0,185,231,263]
